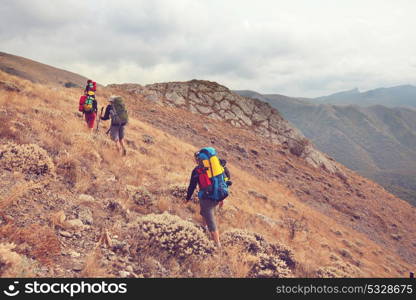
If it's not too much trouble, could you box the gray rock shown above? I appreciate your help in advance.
[219,100,231,110]
[165,92,186,106]
[77,207,93,225]
[237,98,255,116]
[78,194,95,202]
[119,271,130,277]
[60,231,73,238]
[66,219,84,228]
[195,105,213,114]
[73,263,84,272]
[70,251,81,258]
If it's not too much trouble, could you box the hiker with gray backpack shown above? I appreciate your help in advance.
[101,95,129,156]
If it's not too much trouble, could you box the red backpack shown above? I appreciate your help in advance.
[79,95,87,112]
[196,167,211,189]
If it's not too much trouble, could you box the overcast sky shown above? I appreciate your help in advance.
[1,0,416,97]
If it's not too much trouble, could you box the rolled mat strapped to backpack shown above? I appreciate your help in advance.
[196,147,229,202]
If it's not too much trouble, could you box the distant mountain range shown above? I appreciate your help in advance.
[312,85,416,108]
[236,90,416,206]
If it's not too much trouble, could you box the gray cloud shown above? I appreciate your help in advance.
[1,0,416,97]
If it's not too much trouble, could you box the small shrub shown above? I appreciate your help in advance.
[316,266,347,278]
[222,229,268,255]
[0,142,55,178]
[128,186,156,207]
[142,134,154,144]
[56,159,78,188]
[249,254,292,278]
[168,184,188,199]
[129,212,215,259]
[283,216,308,240]
[222,229,296,277]
[316,261,361,278]
[167,184,197,203]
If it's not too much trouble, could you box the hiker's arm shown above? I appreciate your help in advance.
[224,166,231,179]
[101,105,111,120]
[186,169,198,201]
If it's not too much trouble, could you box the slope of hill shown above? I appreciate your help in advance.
[110,82,416,266]
[236,90,416,206]
[313,85,416,108]
[0,51,88,88]
[0,58,415,277]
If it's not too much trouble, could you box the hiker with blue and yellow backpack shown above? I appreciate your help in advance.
[185,147,232,247]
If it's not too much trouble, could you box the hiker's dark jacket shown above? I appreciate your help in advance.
[101,105,113,121]
[101,104,127,126]
[186,166,200,201]
[224,166,231,180]
[186,164,231,201]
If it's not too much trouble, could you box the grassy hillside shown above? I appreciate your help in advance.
[0,52,89,88]
[0,71,415,278]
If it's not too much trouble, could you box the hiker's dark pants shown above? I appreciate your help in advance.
[198,191,218,232]
[109,124,125,141]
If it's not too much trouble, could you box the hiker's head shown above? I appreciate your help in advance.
[108,95,121,103]
[194,151,202,165]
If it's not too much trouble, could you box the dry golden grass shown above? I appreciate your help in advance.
[0,223,60,265]
[0,242,33,277]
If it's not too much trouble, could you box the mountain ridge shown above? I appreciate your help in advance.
[312,84,416,108]
[236,90,416,206]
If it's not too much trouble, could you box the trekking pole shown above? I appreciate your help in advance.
[95,107,104,134]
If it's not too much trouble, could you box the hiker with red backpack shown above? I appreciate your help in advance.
[185,147,232,247]
[79,80,98,132]
[101,95,129,156]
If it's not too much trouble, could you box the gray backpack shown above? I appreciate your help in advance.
[110,97,128,125]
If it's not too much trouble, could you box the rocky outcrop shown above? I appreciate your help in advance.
[108,80,340,173]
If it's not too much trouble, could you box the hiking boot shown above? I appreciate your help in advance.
[122,148,127,156]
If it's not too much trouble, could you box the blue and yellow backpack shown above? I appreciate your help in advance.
[195,147,229,202]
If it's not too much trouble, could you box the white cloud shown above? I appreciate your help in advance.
[1,0,416,97]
